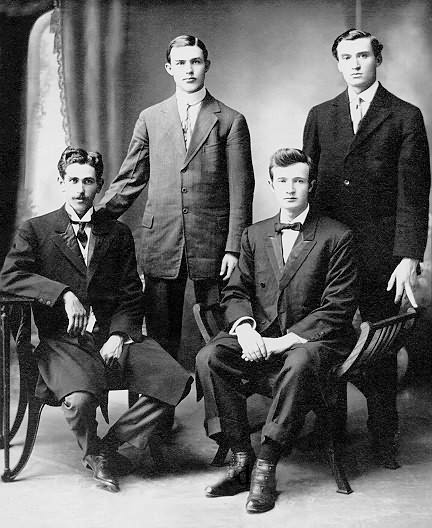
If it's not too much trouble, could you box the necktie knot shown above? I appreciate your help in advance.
[275,222,302,233]
[70,220,90,248]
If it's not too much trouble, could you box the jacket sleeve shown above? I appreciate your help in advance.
[393,107,431,259]
[0,221,68,307]
[225,114,255,254]
[220,227,256,326]
[288,229,357,341]
[108,225,145,342]
[302,106,321,167]
[98,112,150,218]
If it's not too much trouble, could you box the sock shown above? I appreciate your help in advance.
[231,440,253,455]
[258,438,283,464]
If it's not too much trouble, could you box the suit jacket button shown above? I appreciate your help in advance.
[343,179,350,186]
[181,187,188,193]
[260,282,265,288]
[182,207,188,214]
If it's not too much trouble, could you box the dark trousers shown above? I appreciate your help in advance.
[144,255,221,360]
[353,278,400,443]
[62,391,172,458]
[196,333,326,448]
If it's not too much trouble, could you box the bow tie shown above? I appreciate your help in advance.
[275,222,302,233]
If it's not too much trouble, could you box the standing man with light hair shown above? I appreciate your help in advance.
[303,28,430,469]
[98,35,254,368]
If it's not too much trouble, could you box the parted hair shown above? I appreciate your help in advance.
[166,35,208,63]
[332,28,383,61]
[57,146,104,183]
[268,148,315,184]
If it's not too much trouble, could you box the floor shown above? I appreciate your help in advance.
[2,380,432,528]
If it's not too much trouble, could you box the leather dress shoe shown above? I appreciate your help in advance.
[245,459,277,514]
[205,451,255,497]
[83,454,120,492]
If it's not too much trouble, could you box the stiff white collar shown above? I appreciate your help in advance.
[175,86,206,107]
[65,203,94,223]
[280,204,310,225]
[348,80,379,104]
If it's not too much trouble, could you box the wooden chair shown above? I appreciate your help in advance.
[193,302,418,494]
[0,297,144,482]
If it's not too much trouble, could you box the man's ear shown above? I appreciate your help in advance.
[58,175,65,190]
[96,179,104,193]
[205,59,211,73]
[308,180,316,193]
[337,60,343,73]
[376,55,382,67]
[165,62,173,76]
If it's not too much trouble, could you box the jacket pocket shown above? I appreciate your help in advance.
[142,212,154,229]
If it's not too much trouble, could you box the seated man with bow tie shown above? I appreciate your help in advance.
[195,148,357,514]
[0,146,192,493]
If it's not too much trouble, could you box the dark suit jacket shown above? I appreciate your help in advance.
[0,206,191,405]
[98,91,255,280]
[221,212,357,357]
[303,83,430,282]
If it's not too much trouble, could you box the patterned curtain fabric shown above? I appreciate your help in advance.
[53,0,129,192]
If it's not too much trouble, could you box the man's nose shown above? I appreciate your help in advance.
[185,61,193,73]
[351,57,360,69]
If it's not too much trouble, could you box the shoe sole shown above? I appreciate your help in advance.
[95,479,120,493]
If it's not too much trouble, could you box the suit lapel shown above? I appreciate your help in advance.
[348,83,391,154]
[330,90,355,155]
[52,207,87,276]
[181,92,219,170]
[160,95,187,159]
[264,215,284,281]
[87,213,116,285]
[279,214,318,290]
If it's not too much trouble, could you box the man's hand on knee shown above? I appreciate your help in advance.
[99,334,125,366]
[63,291,88,336]
[235,323,268,362]
[263,333,307,359]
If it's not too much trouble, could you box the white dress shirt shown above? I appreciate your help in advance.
[176,86,206,149]
[348,80,379,133]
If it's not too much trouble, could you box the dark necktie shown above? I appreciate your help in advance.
[275,222,302,233]
[71,221,89,249]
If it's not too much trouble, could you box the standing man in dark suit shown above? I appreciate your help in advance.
[303,28,431,468]
[0,147,192,493]
[196,148,357,513]
[98,35,254,361]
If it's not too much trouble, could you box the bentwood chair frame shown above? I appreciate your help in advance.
[0,294,141,482]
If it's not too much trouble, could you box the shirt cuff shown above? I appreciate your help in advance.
[229,316,256,335]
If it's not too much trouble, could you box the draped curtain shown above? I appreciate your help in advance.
[0,0,52,265]
[55,0,129,198]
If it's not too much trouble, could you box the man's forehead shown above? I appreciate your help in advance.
[64,163,96,177]
[170,45,204,61]
[337,37,373,55]
[273,163,310,178]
